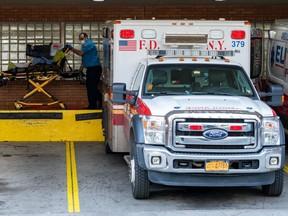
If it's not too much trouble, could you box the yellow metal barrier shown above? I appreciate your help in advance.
[0,110,104,142]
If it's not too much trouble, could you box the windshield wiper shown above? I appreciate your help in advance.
[149,91,187,95]
[147,91,235,96]
[206,91,235,96]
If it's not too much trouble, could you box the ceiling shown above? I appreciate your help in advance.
[0,0,287,7]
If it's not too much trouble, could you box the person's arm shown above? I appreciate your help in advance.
[79,63,84,72]
[70,47,84,56]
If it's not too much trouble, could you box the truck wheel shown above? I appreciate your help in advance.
[105,142,113,154]
[262,168,284,196]
[130,133,150,199]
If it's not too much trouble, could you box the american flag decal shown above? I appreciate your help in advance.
[119,40,137,51]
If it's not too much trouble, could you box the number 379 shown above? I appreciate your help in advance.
[232,41,245,47]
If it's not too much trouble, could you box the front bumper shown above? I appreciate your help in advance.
[137,144,285,187]
[137,144,285,174]
[148,170,277,187]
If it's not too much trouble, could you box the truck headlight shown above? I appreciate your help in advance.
[142,116,165,145]
[262,117,280,146]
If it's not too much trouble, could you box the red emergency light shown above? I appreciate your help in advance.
[229,125,243,131]
[231,30,246,39]
[189,125,203,130]
[120,29,135,39]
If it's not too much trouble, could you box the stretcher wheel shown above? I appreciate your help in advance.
[59,102,66,109]
[14,102,23,110]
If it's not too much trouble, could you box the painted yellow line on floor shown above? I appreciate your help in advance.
[284,165,288,174]
[66,141,80,213]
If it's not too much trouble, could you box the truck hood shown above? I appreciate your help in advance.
[143,95,274,117]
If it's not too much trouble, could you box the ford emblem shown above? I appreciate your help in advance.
[203,129,228,140]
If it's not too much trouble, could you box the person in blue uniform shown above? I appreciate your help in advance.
[68,32,102,109]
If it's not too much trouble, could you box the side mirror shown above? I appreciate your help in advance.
[112,83,127,104]
[258,84,283,107]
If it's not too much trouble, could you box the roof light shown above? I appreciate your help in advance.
[120,29,134,39]
[192,57,197,61]
[269,30,276,39]
[225,59,230,62]
[209,30,224,39]
[141,29,157,39]
[158,57,164,62]
[148,49,235,57]
[205,58,210,61]
[231,30,246,39]
[114,20,121,24]
[179,57,185,61]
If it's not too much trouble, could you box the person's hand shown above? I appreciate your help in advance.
[66,44,73,50]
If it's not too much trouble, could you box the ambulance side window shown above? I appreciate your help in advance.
[131,64,145,91]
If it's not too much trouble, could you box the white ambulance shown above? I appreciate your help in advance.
[266,19,288,132]
[101,20,285,199]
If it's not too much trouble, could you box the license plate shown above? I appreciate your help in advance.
[205,160,229,172]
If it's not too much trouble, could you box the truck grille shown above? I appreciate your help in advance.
[172,117,258,153]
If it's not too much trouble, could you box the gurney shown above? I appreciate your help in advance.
[0,43,85,109]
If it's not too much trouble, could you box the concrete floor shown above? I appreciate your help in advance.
[0,142,287,216]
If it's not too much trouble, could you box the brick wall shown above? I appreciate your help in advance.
[0,79,88,110]
[0,4,287,110]
[0,4,287,22]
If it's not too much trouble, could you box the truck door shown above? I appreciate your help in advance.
[123,63,146,139]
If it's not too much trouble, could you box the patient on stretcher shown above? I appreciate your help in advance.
[5,43,67,76]
[0,43,85,109]
[1,43,83,80]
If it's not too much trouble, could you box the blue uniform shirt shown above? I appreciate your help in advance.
[81,39,100,68]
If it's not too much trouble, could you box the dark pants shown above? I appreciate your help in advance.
[86,65,102,108]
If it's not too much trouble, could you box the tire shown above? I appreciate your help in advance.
[130,133,150,199]
[105,142,113,154]
[262,168,284,196]
[102,106,113,154]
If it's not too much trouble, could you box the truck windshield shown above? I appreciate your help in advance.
[143,64,256,97]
